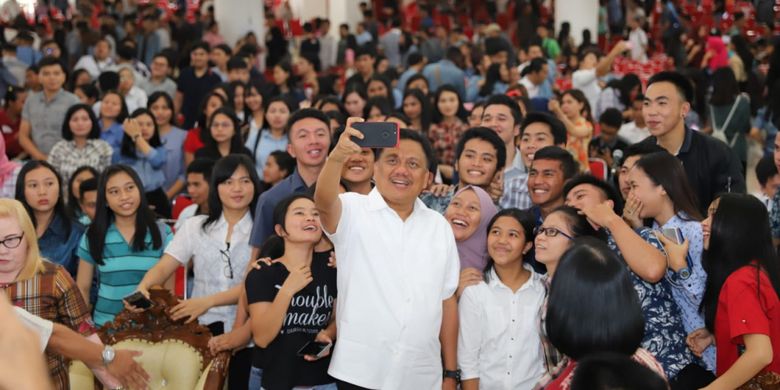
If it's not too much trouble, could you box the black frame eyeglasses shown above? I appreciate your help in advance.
[219,242,234,279]
[534,226,574,241]
[0,232,24,249]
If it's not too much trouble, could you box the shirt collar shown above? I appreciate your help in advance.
[366,186,426,215]
[288,170,308,192]
[678,126,694,155]
[486,263,540,291]
[38,89,65,103]
[213,211,254,234]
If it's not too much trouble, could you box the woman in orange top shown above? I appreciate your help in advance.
[549,89,593,172]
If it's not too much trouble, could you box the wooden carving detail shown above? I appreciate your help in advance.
[97,288,231,390]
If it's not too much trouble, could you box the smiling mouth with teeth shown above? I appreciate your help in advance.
[451,219,468,227]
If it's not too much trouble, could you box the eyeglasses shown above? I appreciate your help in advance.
[534,226,574,240]
[219,242,234,279]
[0,233,24,249]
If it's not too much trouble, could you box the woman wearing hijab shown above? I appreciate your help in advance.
[0,135,21,198]
[443,185,499,297]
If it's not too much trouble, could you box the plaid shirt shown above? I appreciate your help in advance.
[47,139,113,185]
[428,119,468,167]
[2,261,95,390]
[500,172,532,210]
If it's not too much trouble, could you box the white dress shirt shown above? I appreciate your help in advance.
[458,266,546,389]
[324,188,460,389]
[164,212,253,332]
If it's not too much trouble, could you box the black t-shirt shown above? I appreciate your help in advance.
[246,251,337,389]
[176,67,222,129]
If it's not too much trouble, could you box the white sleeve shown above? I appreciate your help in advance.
[457,287,482,380]
[441,222,461,300]
[572,69,597,88]
[323,192,356,245]
[13,307,53,352]
[165,217,195,265]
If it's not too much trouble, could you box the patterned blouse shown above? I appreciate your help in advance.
[539,275,565,375]
[565,117,592,171]
[533,348,667,389]
[47,139,113,185]
[2,261,95,390]
[428,118,468,167]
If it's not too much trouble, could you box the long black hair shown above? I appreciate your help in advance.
[99,90,129,124]
[201,107,246,156]
[87,164,163,265]
[605,73,641,108]
[633,151,702,221]
[202,155,262,230]
[701,194,780,331]
[546,237,645,360]
[483,208,536,283]
[14,160,73,237]
[403,88,432,134]
[195,90,227,129]
[120,108,162,158]
[147,91,178,127]
[62,103,101,140]
[66,165,98,217]
[480,63,507,97]
[363,96,394,119]
[432,84,468,123]
[709,67,740,106]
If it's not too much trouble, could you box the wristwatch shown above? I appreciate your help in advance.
[443,369,461,382]
[677,267,691,280]
[102,345,116,367]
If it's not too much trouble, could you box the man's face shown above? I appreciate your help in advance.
[287,118,331,168]
[457,138,499,187]
[190,48,209,68]
[519,122,557,168]
[210,49,229,67]
[532,64,548,85]
[765,173,780,199]
[228,68,250,83]
[150,56,169,78]
[773,132,780,170]
[528,158,565,208]
[39,64,65,92]
[643,81,689,139]
[80,190,97,221]
[618,155,641,199]
[565,183,609,211]
[374,139,432,209]
[186,173,209,206]
[355,54,375,76]
[95,40,110,60]
[481,104,519,148]
[527,45,543,59]
[599,124,619,142]
[490,51,508,65]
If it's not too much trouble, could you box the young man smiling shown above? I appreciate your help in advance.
[421,127,506,213]
[315,119,460,390]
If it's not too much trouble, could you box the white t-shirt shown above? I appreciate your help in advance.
[164,213,253,332]
[572,68,602,116]
[324,188,460,389]
[629,28,648,62]
[519,76,540,99]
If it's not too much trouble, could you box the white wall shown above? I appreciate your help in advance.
[555,0,599,46]
[214,0,265,48]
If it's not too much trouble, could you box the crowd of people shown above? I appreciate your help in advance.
[1,0,780,389]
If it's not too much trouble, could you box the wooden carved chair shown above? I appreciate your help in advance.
[69,288,231,390]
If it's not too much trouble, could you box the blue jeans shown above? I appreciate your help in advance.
[249,367,337,390]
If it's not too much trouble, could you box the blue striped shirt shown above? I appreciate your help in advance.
[78,222,172,326]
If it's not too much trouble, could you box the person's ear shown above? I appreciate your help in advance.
[274,224,286,237]
[522,241,533,255]
[606,199,614,209]
[681,101,691,118]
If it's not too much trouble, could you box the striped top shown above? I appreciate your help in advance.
[78,221,172,326]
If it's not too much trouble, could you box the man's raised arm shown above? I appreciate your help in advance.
[315,117,364,233]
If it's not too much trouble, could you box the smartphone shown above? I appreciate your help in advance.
[296,341,332,358]
[351,122,399,148]
[661,228,684,245]
[124,291,154,309]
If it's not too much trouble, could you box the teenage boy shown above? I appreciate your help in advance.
[176,42,222,129]
[175,159,213,231]
[18,56,80,160]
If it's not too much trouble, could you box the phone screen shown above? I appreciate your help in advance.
[661,228,683,245]
[296,341,331,357]
[124,291,153,309]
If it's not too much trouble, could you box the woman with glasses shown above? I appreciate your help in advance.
[76,164,172,327]
[135,154,261,389]
[534,206,603,375]
[194,107,253,161]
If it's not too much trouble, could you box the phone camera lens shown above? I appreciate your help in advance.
[382,131,389,138]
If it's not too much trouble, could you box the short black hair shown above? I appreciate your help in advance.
[599,108,623,129]
[187,158,214,182]
[116,43,136,60]
[37,56,65,73]
[546,237,645,360]
[363,96,394,119]
[756,155,778,188]
[570,352,668,390]
[563,174,624,215]
[355,44,376,59]
[521,57,547,77]
[406,52,424,67]
[212,43,232,56]
[190,41,210,53]
[532,146,578,180]
[454,127,507,173]
[78,177,98,200]
[269,150,296,178]
[376,128,438,174]
[521,112,567,145]
[62,104,101,141]
[285,108,331,141]
[227,56,248,71]
[622,142,666,165]
[646,71,694,103]
[484,94,523,126]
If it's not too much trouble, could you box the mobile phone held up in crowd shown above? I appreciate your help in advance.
[351,122,399,148]
[661,227,684,245]
[124,291,154,309]
[296,341,332,358]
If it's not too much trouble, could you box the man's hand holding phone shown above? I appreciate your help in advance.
[301,330,334,362]
[330,117,365,164]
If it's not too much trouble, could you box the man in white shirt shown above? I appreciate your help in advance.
[74,37,114,79]
[754,155,780,213]
[315,120,460,389]
[628,15,649,63]
[318,19,337,71]
[519,57,548,99]
[174,159,212,231]
[618,96,651,144]
[572,41,629,113]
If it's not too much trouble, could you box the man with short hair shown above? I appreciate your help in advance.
[78,178,98,224]
[519,57,548,99]
[176,42,222,129]
[345,45,375,89]
[210,43,232,82]
[590,107,629,169]
[481,94,529,207]
[2,43,26,86]
[618,95,650,144]
[421,127,506,213]
[422,47,466,99]
[616,142,665,199]
[74,38,114,80]
[249,108,332,260]
[754,156,780,212]
[397,52,426,94]
[136,14,163,66]
[175,159,213,231]
[227,56,250,84]
[18,56,80,160]
[315,119,459,390]
[318,19,337,71]
[140,53,177,98]
[637,71,745,215]
[379,18,403,68]
[502,112,568,210]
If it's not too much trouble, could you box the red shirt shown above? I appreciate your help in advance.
[183,128,204,154]
[0,109,22,158]
[715,265,780,376]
